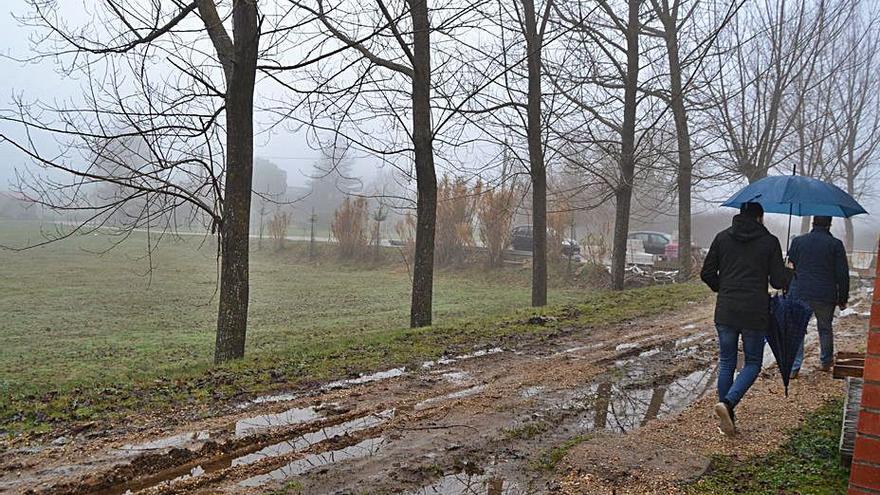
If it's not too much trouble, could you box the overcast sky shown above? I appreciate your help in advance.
[0,1,876,246]
[0,1,371,189]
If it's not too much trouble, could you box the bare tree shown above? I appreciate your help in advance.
[552,0,648,291]
[449,0,564,305]
[698,0,852,183]
[280,0,468,327]
[1,1,292,363]
[830,11,880,248]
[521,0,554,305]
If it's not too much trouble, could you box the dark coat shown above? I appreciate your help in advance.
[788,227,849,305]
[700,214,791,331]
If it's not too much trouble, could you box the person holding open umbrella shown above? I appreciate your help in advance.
[787,216,850,377]
[700,202,792,436]
[712,174,867,430]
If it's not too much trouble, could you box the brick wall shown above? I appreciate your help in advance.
[849,238,880,494]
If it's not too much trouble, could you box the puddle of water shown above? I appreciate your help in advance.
[675,332,709,347]
[233,410,394,467]
[96,411,394,495]
[246,392,300,406]
[441,371,471,384]
[615,343,638,352]
[323,368,406,390]
[415,386,487,411]
[422,348,503,369]
[118,431,209,452]
[638,348,661,358]
[577,366,716,432]
[406,472,522,494]
[551,342,605,358]
[520,386,546,398]
[238,436,385,488]
[235,406,322,437]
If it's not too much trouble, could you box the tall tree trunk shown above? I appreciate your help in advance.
[663,19,693,281]
[845,177,855,251]
[610,0,640,291]
[522,0,547,307]
[214,0,258,363]
[409,0,437,328]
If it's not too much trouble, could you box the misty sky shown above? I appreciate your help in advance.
[0,1,379,190]
[0,1,876,244]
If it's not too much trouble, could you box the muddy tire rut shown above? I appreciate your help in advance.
[2,304,719,495]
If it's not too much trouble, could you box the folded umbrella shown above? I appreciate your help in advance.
[722,175,868,218]
[767,294,814,396]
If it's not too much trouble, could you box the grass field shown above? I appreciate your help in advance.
[0,221,585,392]
[0,221,709,434]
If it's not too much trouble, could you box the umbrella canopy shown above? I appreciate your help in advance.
[767,294,813,395]
[722,175,868,217]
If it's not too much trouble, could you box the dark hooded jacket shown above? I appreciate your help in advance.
[700,214,791,331]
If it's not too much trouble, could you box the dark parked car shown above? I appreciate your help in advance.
[510,225,581,258]
[628,231,673,256]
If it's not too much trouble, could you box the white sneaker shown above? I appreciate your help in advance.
[714,402,736,437]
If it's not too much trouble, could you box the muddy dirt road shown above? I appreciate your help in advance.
[0,297,868,495]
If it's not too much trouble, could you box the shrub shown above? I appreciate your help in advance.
[435,175,479,266]
[547,199,574,267]
[478,183,518,268]
[268,209,291,250]
[331,197,369,259]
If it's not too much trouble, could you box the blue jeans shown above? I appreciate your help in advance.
[717,324,765,409]
[792,301,835,371]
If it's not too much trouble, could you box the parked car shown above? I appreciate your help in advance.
[510,225,582,258]
[627,231,674,256]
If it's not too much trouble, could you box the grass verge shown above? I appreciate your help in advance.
[686,398,850,495]
[2,280,708,438]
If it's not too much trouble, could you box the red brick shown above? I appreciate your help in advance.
[851,461,880,489]
[855,436,880,465]
[869,331,880,355]
[866,362,880,383]
[849,485,880,495]
[861,411,880,437]
[863,383,880,409]
[872,300,880,330]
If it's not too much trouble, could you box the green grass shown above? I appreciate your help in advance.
[687,399,850,495]
[0,221,709,435]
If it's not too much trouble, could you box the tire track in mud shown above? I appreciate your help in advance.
[3,304,718,495]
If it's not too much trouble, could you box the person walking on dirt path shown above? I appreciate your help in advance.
[788,216,850,378]
[700,202,791,436]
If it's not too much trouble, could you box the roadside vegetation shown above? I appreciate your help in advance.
[686,399,849,495]
[0,221,708,437]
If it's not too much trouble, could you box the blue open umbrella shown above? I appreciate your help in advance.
[721,175,868,218]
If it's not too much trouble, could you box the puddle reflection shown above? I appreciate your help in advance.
[239,436,385,488]
[235,407,322,437]
[581,367,717,432]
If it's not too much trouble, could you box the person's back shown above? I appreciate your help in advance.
[700,202,790,437]
[788,223,849,305]
[787,216,849,374]
[701,209,791,331]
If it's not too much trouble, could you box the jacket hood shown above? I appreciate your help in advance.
[728,213,769,243]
